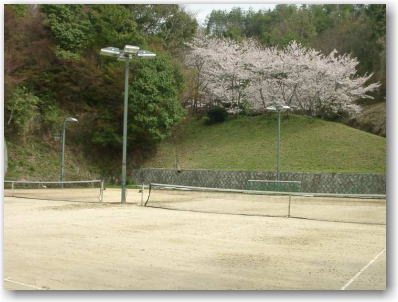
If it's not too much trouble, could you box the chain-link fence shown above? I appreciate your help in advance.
[132,168,386,195]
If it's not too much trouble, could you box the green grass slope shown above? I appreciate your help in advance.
[5,137,101,181]
[144,114,386,174]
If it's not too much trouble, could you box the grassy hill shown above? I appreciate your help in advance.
[5,136,102,181]
[144,114,386,174]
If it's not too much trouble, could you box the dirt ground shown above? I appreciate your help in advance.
[3,188,386,290]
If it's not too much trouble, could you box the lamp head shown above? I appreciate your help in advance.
[124,45,140,54]
[100,47,120,57]
[101,46,156,60]
[266,104,291,112]
[137,49,156,59]
[65,117,78,122]
[266,106,277,112]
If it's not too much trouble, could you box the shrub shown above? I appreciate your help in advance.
[6,86,40,136]
[206,106,228,125]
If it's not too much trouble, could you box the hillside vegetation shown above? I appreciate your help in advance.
[144,114,386,174]
[5,137,102,181]
[4,4,386,181]
[347,102,386,137]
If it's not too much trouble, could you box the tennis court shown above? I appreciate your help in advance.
[3,187,386,290]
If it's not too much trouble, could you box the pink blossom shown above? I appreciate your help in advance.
[185,36,380,117]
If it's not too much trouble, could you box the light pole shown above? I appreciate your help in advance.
[266,105,290,182]
[100,45,156,203]
[60,117,78,185]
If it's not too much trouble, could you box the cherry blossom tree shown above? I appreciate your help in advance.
[185,35,380,118]
[185,34,255,113]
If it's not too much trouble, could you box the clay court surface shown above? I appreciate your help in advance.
[3,188,386,290]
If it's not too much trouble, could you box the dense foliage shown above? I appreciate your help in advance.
[92,56,185,149]
[5,4,197,163]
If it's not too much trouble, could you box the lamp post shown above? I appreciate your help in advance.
[266,105,291,182]
[100,45,156,203]
[60,117,78,185]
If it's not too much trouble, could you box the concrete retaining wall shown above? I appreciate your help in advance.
[132,168,386,195]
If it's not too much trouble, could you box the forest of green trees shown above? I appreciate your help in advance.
[4,4,386,176]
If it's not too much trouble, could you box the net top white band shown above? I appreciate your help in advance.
[149,183,386,200]
[4,180,103,184]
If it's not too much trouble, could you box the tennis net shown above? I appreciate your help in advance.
[4,180,104,202]
[143,183,386,225]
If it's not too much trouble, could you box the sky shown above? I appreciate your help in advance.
[181,3,277,26]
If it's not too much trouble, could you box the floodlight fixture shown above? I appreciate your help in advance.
[65,117,78,123]
[266,104,291,112]
[137,49,156,58]
[124,45,140,54]
[100,47,120,57]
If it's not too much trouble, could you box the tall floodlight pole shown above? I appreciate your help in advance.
[60,117,78,186]
[121,55,130,204]
[100,45,156,203]
[266,105,290,181]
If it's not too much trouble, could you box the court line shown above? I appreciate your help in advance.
[340,248,386,290]
[4,277,48,290]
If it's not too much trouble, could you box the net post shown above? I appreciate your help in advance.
[11,181,15,197]
[140,183,144,206]
[100,180,104,202]
[144,183,152,206]
[287,194,291,218]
